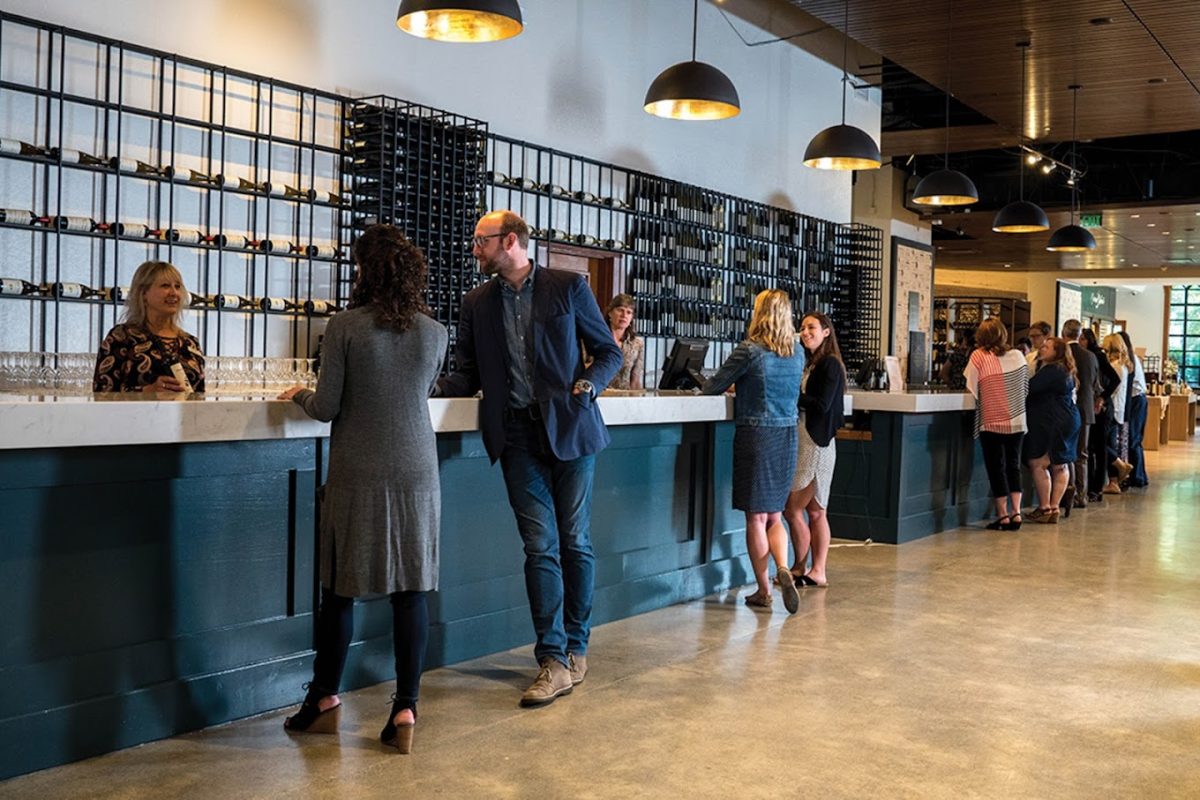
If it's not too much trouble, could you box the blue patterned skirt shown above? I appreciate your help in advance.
[732,424,799,513]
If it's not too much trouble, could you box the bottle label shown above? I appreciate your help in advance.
[57,282,84,298]
[1,278,30,295]
[59,216,93,231]
[172,229,201,244]
[263,297,287,311]
[1,209,33,225]
[217,293,241,308]
[169,362,193,393]
[306,299,329,315]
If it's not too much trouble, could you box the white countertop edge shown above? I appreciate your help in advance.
[0,391,984,450]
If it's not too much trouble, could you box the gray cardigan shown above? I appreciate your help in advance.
[293,307,448,596]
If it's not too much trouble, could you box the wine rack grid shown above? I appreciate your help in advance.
[0,10,348,361]
[0,8,883,376]
[342,96,487,370]
[484,134,883,372]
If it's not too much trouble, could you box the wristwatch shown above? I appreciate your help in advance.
[573,379,595,397]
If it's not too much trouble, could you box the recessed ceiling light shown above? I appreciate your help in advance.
[1004,263,1011,268]
[1147,223,1156,227]
[1133,263,1139,267]
[1176,238,1184,242]
[1190,245,1196,250]
[1090,16,1115,25]
[1120,258,1126,262]
[1131,214,1140,219]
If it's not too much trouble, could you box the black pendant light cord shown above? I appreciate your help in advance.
[841,0,849,123]
[1070,86,1079,222]
[943,0,952,169]
[1018,43,1027,200]
[691,0,699,62]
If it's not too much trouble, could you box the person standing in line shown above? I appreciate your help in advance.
[1063,319,1099,510]
[1101,333,1133,494]
[964,319,1029,531]
[1118,330,1149,488]
[1026,321,1052,374]
[437,210,622,707]
[279,224,448,754]
[783,311,846,587]
[1082,328,1121,503]
[702,290,805,613]
[1024,337,1081,524]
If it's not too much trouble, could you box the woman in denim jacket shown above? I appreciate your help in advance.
[703,290,805,613]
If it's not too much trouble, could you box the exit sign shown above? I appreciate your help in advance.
[1080,213,1103,228]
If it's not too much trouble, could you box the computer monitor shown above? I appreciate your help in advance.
[658,337,709,391]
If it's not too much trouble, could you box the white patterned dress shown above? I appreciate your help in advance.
[791,367,837,507]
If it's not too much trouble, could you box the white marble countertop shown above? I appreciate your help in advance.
[0,389,979,450]
[847,389,975,413]
[0,393,738,450]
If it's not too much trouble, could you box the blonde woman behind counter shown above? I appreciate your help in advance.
[92,260,206,393]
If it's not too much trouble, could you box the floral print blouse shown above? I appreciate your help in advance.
[93,323,206,392]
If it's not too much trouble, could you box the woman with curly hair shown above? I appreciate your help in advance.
[278,224,448,753]
[702,289,804,612]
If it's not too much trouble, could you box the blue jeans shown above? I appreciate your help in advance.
[1127,394,1149,485]
[500,416,596,666]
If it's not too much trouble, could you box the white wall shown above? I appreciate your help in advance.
[2,0,875,218]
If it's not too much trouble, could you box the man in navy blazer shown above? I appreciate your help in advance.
[438,210,621,707]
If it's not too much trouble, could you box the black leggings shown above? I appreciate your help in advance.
[310,587,429,713]
[979,431,1024,498]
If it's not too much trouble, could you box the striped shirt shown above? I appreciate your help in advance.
[965,349,1029,437]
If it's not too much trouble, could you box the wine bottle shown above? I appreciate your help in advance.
[0,277,43,296]
[110,157,173,178]
[169,228,209,245]
[303,298,342,316]
[540,183,568,197]
[505,176,537,190]
[307,188,341,205]
[113,222,163,239]
[51,281,107,299]
[305,244,342,259]
[255,238,289,253]
[215,293,255,310]
[52,147,108,166]
[54,216,117,233]
[237,177,286,197]
[1,208,36,225]
[574,234,598,247]
[0,138,49,157]
[162,355,194,393]
[188,293,216,309]
[602,238,626,251]
[602,196,629,210]
[259,296,301,313]
[573,190,597,204]
[187,169,236,188]
[486,170,509,185]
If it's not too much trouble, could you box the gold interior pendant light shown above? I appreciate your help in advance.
[993,42,1050,233]
[912,0,978,206]
[396,0,524,43]
[1047,85,1097,252]
[802,0,882,170]
[644,0,741,120]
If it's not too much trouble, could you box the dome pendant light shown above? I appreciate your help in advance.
[803,0,881,170]
[644,0,740,120]
[913,0,978,206]
[993,42,1050,233]
[1047,85,1097,252]
[396,0,524,43]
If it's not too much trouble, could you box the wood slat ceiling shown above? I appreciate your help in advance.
[781,0,1200,156]
[930,202,1200,272]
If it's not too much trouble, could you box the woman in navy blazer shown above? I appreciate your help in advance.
[784,311,846,588]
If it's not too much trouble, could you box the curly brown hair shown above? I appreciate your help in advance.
[349,224,430,332]
[975,318,1010,355]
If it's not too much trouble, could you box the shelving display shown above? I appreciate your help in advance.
[931,295,1031,375]
[0,9,883,377]
[342,97,486,368]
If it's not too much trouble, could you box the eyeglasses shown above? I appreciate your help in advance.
[472,232,506,248]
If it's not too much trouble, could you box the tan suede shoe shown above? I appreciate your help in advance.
[520,658,573,707]
[568,652,588,685]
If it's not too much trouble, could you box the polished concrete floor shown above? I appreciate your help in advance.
[6,443,1200,799]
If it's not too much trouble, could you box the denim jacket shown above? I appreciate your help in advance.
[701,341,804,427]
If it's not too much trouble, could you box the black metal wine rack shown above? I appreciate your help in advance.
[342,97,487,369]
[0,10,348,361]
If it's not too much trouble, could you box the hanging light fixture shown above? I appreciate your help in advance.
[396,0,524,43]
[644,0,740,120]
[803,0,881,170]
[1047,85,1097,252]
[993,42,1049,233]
[913,0,978,205]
